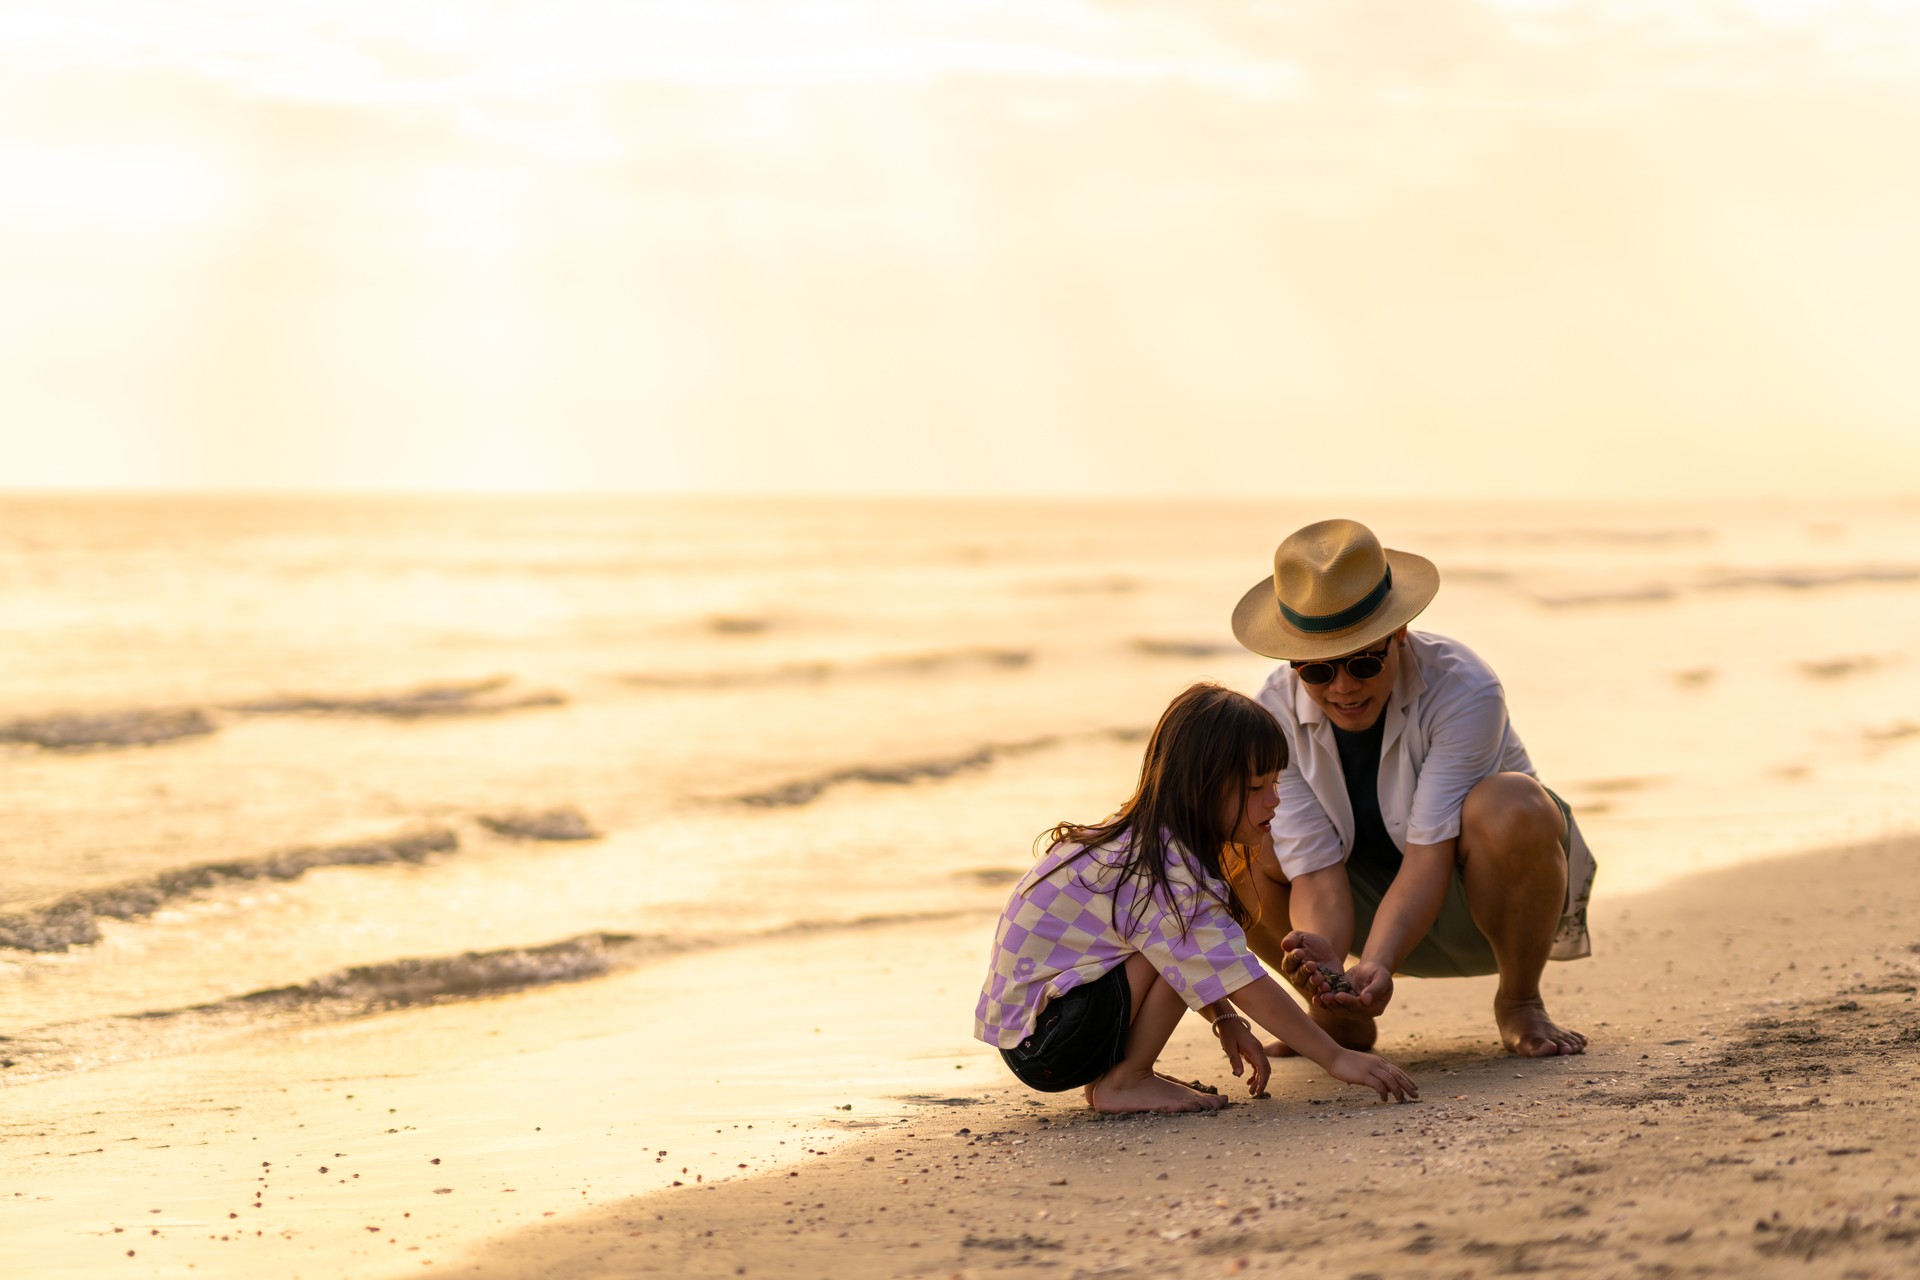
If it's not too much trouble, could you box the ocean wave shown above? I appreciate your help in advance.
[706,614,773,635]
[1423,527,1714,546]
[478,807,602,841]
[732,738,1058,808]
[1797,656,1889,681]
[1530,564,1920,609]
[1013,576,1139,596]
[1527,585,1683,608]
[0,678,564,755]
[624,647,1031,691]
[229,676,565,719]
[1700,565,1920,592]
[0,707,216,750]
[1130,638,1245,659]
[730,726,1147,809]
[240,932,661,1010]
[0,830,458,953]
[0,910,975,1083]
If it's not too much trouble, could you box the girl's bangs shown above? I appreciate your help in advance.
[1243,703,1286,776]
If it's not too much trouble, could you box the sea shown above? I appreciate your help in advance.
[3,492,1917,1093]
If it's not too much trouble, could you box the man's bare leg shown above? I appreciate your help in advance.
[1459,773,1588,1057]
[1081,952,1230,1114]
[1227,848,1376,1053]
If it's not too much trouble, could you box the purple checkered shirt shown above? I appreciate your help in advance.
[974,834,1266,1049]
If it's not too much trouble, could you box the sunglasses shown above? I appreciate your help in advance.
[1291,642,1391,686]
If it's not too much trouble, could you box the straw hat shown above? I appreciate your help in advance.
[1232,518,1440,661]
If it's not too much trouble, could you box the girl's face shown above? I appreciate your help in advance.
[1225,770,1280,846]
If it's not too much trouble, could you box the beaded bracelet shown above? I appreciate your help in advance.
[1210,1014,1251,1039]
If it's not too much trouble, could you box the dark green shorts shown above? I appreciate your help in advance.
[1346,789,1574,979]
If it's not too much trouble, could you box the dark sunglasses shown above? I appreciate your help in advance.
[1291,642,1391,686]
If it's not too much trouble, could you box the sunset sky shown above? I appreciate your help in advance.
[4,0,1918,498]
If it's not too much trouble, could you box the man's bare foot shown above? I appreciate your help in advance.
[1495,995,1587,1057]
[1260,1039,1300,1059]
[1084,1069,1229,1114]
[1313,1004,1378,1050]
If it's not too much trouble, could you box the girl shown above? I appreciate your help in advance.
[974,683,1419,1113]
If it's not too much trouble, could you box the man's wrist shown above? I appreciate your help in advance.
[1357,948,1398,974]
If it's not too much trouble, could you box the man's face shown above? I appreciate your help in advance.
[1296,629,1404,732]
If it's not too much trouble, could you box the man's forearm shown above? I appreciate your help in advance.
[1287,866,1356,959]
[1359,842,1455,970]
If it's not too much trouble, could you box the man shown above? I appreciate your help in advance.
[1229,518,1595,1057]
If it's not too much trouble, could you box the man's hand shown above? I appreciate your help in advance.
[1215,1018,1271,1097]
[1276,929,1346,998]
[1320,958,1395,1015]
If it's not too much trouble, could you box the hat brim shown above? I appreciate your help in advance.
[1231,549,1440,661]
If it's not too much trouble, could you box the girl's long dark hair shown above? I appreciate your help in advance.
[1044,682,1286,936]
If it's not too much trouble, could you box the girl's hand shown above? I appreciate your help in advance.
[1327,1049,1419,1103]
[1216,1018,1271,1097]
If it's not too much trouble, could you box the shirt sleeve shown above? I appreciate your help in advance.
[1254,676,1347,880]
[1405,675,1514,846]
[1115,856,1265,1012]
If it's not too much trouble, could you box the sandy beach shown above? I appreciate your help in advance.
[14,828,1911,1278]
[444,833,1920,1280]
[3,497,1917,1280]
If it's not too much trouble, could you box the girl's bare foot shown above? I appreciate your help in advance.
[1495,995,1587,1057]
[1084,1068,1229,1114]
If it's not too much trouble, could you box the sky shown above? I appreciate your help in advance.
[3,0,1919,499]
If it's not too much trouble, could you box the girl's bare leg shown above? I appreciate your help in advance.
[1082,953,1229,1114]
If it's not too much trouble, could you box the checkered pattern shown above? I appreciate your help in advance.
[974,836,1266,1049]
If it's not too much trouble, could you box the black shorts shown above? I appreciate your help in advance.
[998,963,1132,1092]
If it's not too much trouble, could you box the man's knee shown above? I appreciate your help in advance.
[1460,773,1564,859]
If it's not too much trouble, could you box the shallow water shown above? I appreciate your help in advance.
[2,493,1918,1084]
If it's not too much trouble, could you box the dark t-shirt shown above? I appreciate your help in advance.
[1332,714,1401,881]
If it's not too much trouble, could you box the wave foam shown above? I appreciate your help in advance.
[0,910,974,1083]
[1531,564,1920,609]
[0,707,216,750]
[624,646,1031,690]
[478,807,602,841]
[230,676,564,719]
[733,737,1058,808]
[1131,638,1244,658]
[0,829,458,953]
[731,727,1146,809]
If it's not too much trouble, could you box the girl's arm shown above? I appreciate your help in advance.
[1201,999,1271,1096]
[1226,974,1419,1102]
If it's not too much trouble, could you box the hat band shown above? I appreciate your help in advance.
[1278,566,1393,634]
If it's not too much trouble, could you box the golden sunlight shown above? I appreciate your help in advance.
[2,0,1918,496]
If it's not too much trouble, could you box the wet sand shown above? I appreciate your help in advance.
[6,833,1919,1279]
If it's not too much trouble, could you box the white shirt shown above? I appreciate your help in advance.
[1253,629,1594,960]
[1255,630,1533,879]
